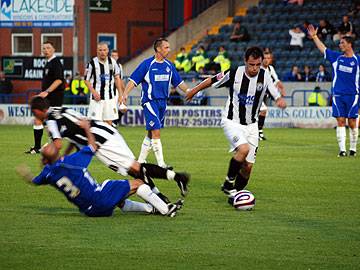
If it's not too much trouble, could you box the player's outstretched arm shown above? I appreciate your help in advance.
[275,97,287,109]
[185,77,212,101]
[77,119,97,151]
[307,24,326,54]
[16,164,35,184]
[177,81,190,93]
[122,80,136,105]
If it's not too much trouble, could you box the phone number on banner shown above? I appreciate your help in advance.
[165,117,222,127]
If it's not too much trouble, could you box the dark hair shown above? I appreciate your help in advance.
[342,36,354,47]
[30,96,49,111]
[111,49,118,53]
[244,46,264,61]
[153,37,168,52]
[43,41,55,48]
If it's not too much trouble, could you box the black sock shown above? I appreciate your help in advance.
[258,115,266,130]
[140,163,168,180]
[234,173,249,191]
[226,158,243,182]
[34,128,43,149]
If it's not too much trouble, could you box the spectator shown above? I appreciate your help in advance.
[71,72,89,104]
[283,65,302,81]
[174,47,192,73]
[230,22,250,42]
[317,19,336,41]
[289,25,306,50]
[63,73,73,104]
[315,64,332,82]
[348,1,360,17]
[334,15,356,41]
[0,71,13,103]
[213,46,231,72]
[300,21,311,39]
[308,86,327,106]
[284,0,304,6]
[301,65,315,82]
[191,45,210,73]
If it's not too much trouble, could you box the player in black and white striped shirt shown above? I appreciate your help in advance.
[186,47,286,199]
[84,42,124,126]
[258,51,286,140]
[30,96,190,206]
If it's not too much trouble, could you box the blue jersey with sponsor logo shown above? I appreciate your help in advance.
[32,146,101,211]
[325,49,360,96]
[129,56,183,104]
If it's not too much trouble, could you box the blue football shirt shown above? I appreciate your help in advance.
[325,48,360,95]
[32,146,100,211]
[129,56,183,104]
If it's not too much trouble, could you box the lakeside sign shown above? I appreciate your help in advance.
[1,56,73,80]
[0,0,74,28]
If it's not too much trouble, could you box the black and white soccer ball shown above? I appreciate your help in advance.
[232,190,255,211]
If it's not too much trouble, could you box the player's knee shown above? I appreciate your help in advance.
[235,144,250,159]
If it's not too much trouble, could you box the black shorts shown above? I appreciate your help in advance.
[45,90,64,107]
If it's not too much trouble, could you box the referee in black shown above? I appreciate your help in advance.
[25,41,65,154]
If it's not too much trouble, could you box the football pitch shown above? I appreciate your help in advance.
[0,125,359,269]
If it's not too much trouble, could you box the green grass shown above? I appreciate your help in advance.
[0,126,359,269]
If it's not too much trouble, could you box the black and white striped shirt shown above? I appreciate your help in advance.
[46,107,117,148]
[85,56,120,100]
[213,66,281,125]
[266,65,280,84]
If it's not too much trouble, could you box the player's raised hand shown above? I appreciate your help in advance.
[307,24,318,38]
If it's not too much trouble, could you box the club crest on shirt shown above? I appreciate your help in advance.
[350,61,355,66]
[256,82,263,92]
[166,67,170,73]
[232,136,239,143]
[45,69,49,75]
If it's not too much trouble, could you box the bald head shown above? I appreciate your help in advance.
[41,143,59,165]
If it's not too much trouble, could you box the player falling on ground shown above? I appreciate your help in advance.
[308,24,359,157]
[258,51,286,140]
[30,96,190,206]
[186,47,286,198]
[17,120,181,217]
[122,38,190,169]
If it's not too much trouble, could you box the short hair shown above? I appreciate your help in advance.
[111,49,118,53]
[30,96,49,111]
[244,46,264,61]
[342,36,354,47]
[153,37,168,52]
[97,42,109,48]
[43,41,55,48]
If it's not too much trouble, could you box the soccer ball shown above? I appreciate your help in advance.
[232,190,255,211]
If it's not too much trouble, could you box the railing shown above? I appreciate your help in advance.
[0,89,331,106]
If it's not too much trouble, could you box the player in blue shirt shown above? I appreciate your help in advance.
[308,25,359,157]
[16,120,181,217]
[123,38,190,168]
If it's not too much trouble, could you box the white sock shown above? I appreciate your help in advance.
[151,138,166,167]
[336,126,346,152]
[138,136,151,163]
[349,128,358,152]
[136,184,168,215]
[120,199,153,213]
[166,170,176,180]
[33,124,44,130]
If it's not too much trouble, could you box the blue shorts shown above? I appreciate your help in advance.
[142,99,167,130]
[332,95,359,118]
[82,180,130,217]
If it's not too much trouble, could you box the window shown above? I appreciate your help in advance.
[12,33,33,55]
[97,33,117,52]
[41,33,63,55]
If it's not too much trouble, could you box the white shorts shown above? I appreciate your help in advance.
[88,98,118,121]
[260,101,267,112]
[95,131,136,176]
[221,118,259,163]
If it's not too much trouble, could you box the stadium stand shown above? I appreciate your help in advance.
[186,0,354,80]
